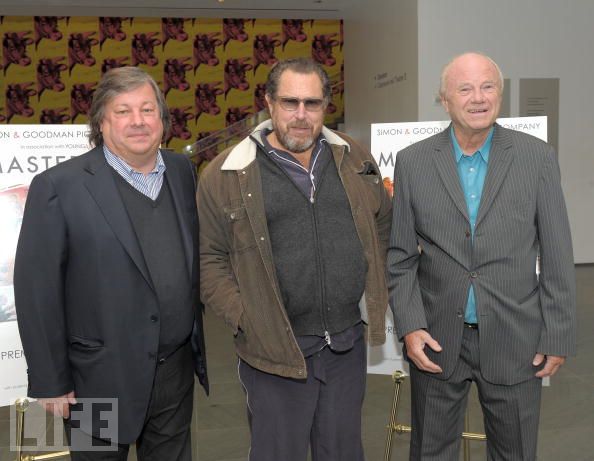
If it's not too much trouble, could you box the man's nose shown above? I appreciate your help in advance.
[471,88,485,102]
[294,101,307,119]
[131,110,145,125]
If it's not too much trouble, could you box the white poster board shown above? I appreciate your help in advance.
[0,125,90,405]
[367,116,547,375]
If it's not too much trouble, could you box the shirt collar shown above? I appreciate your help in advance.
[103,145,166,175]
[450,126,494,164]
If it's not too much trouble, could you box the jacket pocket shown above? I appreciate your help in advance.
[69,335,104,350]
[224,205,257,253]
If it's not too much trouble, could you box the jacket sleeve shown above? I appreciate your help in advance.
[535,146,576,356]
[197,171,244,334]
[386,152,428,339]
[14,173,73,398]
[375,163,393,260]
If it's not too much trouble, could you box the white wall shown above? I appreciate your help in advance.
[343,0,418,147]
[416,0,594,263]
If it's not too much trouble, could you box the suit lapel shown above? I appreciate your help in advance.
[475,125,514,229]
[433,128,470,222]
[162,152,193,277]
[82,147,154,290]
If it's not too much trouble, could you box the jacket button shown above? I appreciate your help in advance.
[465,230,471,238]
[150,315,158,322]
[457,311,463,318]
[470,271,478,278]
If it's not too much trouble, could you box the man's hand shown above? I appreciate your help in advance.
[38,391,77,419]
[533,353,565,378]
[404,329,443,373]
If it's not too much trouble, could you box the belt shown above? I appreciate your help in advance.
[464,322,478,330]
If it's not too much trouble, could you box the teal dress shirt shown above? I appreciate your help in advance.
[451,126,493,324]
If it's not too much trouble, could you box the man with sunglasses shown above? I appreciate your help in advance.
[198,57,391,461]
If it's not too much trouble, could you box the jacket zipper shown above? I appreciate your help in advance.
[310,165,330,346]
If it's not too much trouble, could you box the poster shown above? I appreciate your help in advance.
[0,124,89,405]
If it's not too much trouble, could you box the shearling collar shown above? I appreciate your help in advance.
[220,119,350,171]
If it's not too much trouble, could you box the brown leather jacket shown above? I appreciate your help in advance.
[198,120,391,378]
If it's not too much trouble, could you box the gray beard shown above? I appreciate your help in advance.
[277,130,315,153]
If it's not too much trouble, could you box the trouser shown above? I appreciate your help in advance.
[65,342,194,461]
[238,333,367,461]
[409,326,542,461]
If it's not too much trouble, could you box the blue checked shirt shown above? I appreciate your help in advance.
[451,126,493,324]
[103,146,166,200]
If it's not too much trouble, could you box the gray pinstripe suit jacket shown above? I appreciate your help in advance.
[387,123,576,385]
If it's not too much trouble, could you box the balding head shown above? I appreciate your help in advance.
[439,52,503,141]
[439,52,503,99]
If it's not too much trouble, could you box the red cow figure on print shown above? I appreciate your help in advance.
[311,33,339,67]
[224,58,252,98]
[281,19,307,50]
[194,82,224,122]
[253,33,281,74]
[37,57,67,100]
[166,106,194,147]
[162,18,188,49]
[132,32,161,66]
[164,58,193,96]
[34,16,63,50]
[3,31,34,75]
[6,83,37,122]
[71,82,97,122]
[99,17,127,50]
[193,32,222,74]
[223,18,249,49]
[68,32,99,74]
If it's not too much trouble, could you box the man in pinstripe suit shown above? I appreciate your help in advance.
[387,52,576,460]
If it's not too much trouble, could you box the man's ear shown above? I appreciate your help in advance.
[265,94,274,115]
[441,95,449,114]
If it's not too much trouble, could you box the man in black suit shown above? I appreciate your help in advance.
[14,66,207,461]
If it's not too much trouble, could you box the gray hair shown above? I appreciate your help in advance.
[88,66,170,147]
[265,57,332,103]
[439,52,504,99]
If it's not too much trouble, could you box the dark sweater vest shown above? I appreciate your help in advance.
[257,146,367,337]
[113,172,193,357]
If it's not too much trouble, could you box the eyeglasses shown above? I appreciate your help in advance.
[276,96,325,112]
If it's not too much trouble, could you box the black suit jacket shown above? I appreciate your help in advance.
[14,146,208,443]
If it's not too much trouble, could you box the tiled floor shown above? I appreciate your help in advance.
[2,264,593,460]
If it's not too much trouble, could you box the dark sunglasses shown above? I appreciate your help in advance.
[276,97,325,112]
